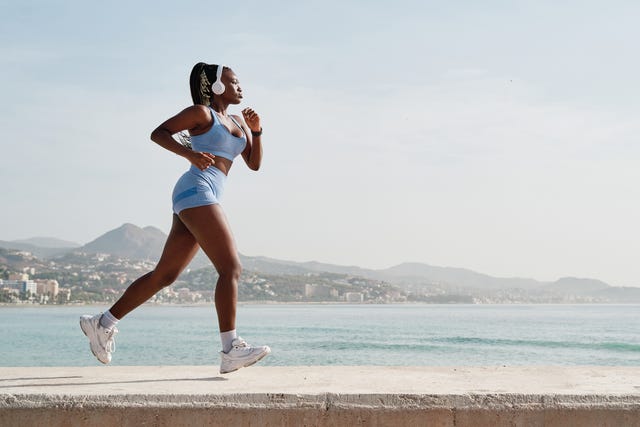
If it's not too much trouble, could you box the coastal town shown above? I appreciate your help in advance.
[0,248,409,305]
[2,245,635,305]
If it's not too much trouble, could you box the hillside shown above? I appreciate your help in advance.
[12,237,80,248]
[2,223,639,303]
[0,240,76,258]
[81,223,167,261]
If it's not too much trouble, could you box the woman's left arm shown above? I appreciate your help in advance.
[239,107,263,171]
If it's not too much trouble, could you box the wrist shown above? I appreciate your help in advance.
[251,127,262,137]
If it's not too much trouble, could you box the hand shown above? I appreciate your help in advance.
[188,151,216,171]
[242,108,261,133]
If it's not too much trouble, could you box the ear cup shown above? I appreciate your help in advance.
[212,81,225,95]
[211,65,225,95]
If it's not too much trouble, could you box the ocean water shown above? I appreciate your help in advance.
[1,304,639,367]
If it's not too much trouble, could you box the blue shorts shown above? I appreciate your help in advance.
[172,166,227,214]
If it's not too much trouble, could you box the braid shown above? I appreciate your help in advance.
[199,69,212,105]
[189,62,210,106]
[189,63,226,106]
[175,131,192,149]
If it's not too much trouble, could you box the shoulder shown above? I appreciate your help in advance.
[183,104,213,126]
[178,105,213,135]
[188,104,212,118]
[173,104,211,119]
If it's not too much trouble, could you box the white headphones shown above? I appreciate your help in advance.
[211,64,225,95]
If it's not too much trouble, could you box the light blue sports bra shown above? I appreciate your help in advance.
[190,107,247,161]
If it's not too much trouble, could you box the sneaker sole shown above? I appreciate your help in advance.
[220,347,271,374]
[79,318,109,365]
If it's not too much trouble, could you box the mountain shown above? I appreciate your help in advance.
[239,255,323,275]
[372,262,544,290]
[593,286,640,301]
[544,277,610,295]
[12,237,80,248]
[238,256,372,276]
[0,240,77,258]
[80,223,167,261]
[1,224,631,297]
[236,259,546,291]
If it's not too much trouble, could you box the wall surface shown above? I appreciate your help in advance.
[1,366,639,426]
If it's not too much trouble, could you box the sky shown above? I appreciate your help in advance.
[1,1,639,286]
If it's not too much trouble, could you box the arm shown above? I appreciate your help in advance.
[150,105,216,171]
[239,107,263,171]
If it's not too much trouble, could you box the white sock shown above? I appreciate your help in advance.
[99,310,119,331]
[220,329,237,353]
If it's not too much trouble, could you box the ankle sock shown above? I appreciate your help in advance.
[99,310,120,331]
[220,329,237,353]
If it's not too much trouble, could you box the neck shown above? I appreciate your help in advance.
[210,99,229,116]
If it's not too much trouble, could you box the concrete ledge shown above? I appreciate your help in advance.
[2,366,640,426]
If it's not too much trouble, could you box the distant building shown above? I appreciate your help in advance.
[4,274,38,295]
[176,287,201,302]
[161,287,178,299]
[344,292,364,303]
[1,287,19,298]
[58,288,71,301]
[35,280,59,297]
[21,280,37,295]
[305,284,336,298]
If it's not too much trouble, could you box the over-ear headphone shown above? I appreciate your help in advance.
[211,64,225,95]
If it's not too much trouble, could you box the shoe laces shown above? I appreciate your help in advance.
[104,328,118,353]
[232,337,249,350]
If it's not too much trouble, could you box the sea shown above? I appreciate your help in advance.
[1,304,639,367]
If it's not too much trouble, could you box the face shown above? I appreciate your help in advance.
[221,69,243,104]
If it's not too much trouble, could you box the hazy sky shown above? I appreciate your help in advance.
[1,1,639,286]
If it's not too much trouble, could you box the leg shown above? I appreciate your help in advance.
[80,214,199,365]
[109,214,200,319]
[178,203,270,373]
[178,204,241,332]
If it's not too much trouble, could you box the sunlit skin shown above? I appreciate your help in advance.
[108,68,262,333]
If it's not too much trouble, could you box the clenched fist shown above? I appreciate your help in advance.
[242,108,261,133]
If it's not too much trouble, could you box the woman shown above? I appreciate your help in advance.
[80,63,270,374]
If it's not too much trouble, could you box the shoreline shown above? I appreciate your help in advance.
[2,301,640,308]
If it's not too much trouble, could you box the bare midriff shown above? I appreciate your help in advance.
[210,157,233,175]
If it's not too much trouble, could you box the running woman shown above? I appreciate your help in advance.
[80,63,270,374]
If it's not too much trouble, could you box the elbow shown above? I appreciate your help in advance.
[248,159,261,171]
[150,127,164,143]
[246,155,261,171]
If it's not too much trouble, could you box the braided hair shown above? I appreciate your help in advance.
[189,62,225,106]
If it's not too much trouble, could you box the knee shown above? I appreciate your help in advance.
[218,261,242,282]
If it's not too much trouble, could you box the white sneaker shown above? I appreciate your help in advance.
[79,313,118,364]
[220,337,270,374]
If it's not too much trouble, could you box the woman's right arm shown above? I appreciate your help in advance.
[150,105,216,171]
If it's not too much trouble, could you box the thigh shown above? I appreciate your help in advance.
[178,204,240,273]
[154,214,201,277]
